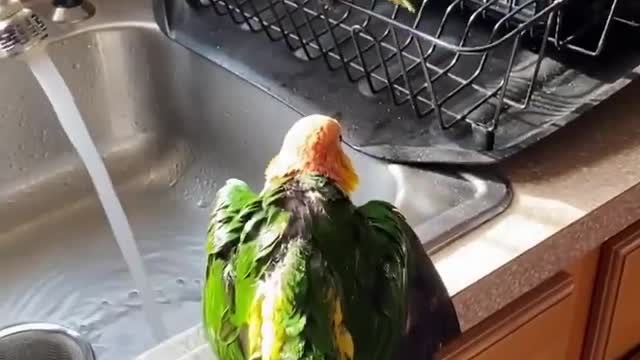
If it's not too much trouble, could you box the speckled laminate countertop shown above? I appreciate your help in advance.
[437,79,640,331]
[137,77,640,360]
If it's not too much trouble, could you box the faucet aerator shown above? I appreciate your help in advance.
[0,5,48,59]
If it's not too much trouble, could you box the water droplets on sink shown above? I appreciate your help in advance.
[155,290,171,305]
[128,290,140,300]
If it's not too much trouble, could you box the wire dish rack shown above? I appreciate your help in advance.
[156,0,640,163]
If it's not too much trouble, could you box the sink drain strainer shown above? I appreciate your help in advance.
[0,323,95,360]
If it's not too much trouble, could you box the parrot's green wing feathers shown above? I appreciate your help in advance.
[204,179,292,360]
[207,179,259,257]
[360,200,462,359]
[296,176,410,360]
[355,200,410,360]
[204,179,257,360]
[204,258,245,360]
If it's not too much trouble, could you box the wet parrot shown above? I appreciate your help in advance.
[203,114,460,360]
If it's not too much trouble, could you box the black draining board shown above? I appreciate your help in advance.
[154,0,640,165]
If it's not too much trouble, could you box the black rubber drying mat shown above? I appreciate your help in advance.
[154,0,640,164]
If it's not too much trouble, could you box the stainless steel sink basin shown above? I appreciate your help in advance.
[0,0,510,358]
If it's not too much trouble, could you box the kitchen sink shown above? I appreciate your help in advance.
[0,0,510,359]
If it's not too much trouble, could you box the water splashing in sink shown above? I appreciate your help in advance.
[24,48,168,342]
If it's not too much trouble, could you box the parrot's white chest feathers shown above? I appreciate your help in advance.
[305,190,323,204]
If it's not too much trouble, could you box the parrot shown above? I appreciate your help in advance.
[203,114,461,360]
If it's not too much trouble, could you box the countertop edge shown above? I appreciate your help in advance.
[451,180,640,330]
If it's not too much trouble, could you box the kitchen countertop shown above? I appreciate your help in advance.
[138,77,640,359]
[438,78,640,331]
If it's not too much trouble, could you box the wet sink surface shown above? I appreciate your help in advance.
[0,2,510,358]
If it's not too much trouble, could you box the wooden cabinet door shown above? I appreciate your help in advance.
[583,225,640,360]
[440,249,600,360]
[439,273,575,360]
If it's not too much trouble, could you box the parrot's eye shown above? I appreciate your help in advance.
[339,135,343,142]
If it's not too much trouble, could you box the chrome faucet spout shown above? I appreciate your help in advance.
[0,1,48,59]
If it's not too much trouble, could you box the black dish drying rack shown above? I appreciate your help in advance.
[155,0,640,164]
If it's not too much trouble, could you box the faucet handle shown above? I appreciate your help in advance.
[50,0,94,24]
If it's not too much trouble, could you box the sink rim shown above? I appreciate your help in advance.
[2,1,513,255]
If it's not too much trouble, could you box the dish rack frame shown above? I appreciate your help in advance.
[185,0,628,150]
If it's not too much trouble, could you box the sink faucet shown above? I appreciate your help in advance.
[0,0,48,59]
[0,0,95,59]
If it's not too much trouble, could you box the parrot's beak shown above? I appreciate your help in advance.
[337,146,359,195]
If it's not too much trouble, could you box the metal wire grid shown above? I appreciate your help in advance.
[198,0,622,149]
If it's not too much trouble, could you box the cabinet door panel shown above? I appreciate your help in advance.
[584,225,640,360]
[440,248,599,360]
[440,273,575,360]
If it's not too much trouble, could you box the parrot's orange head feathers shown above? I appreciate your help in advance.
[265,114,359,195]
